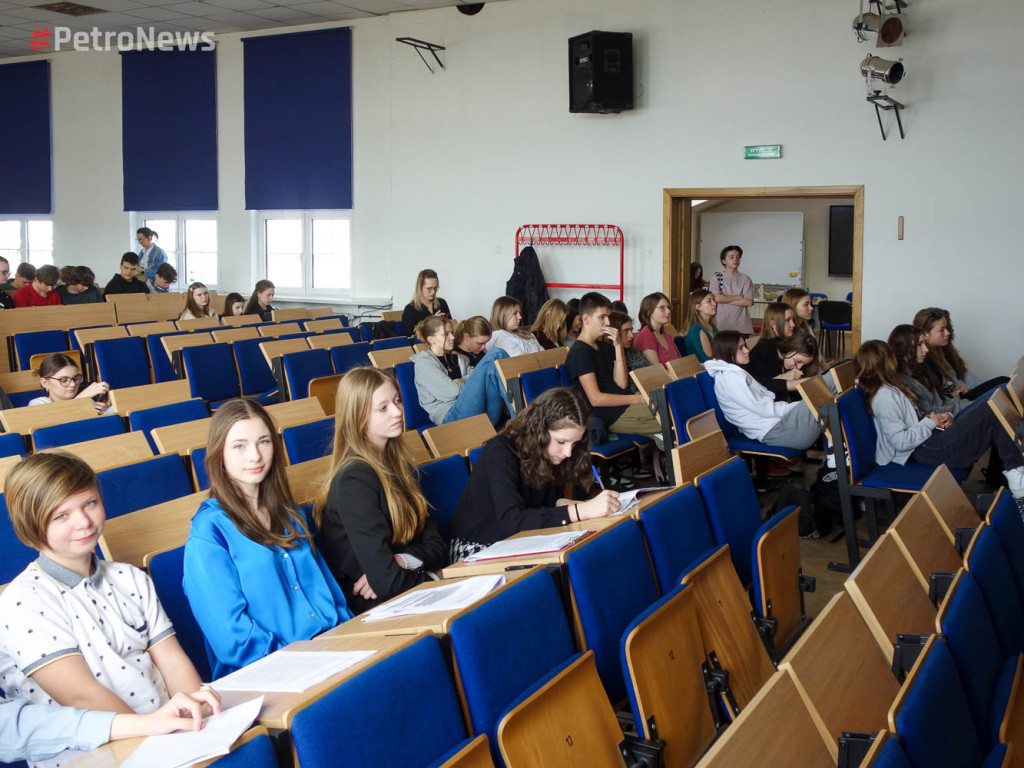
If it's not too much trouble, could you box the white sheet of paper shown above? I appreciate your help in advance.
[461,531,589,562]
[360,574,506,621]
[119,695,264,768]
[211,650,377,693]
[616,485,677,513]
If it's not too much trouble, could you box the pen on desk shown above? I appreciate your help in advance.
[592,466,603,490]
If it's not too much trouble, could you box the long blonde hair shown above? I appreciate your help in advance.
[490,296,533,340]
[528,299,567,346]
[315,368,429,544]
[409,269,441,313]
[681,288,717,336]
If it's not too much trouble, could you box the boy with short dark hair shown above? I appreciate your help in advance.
[3,262,35,292]
[148,262,178,293]
[57,266,102,305]
[13,264,61,307]
[565,291,661,442]
[103,252,150,295]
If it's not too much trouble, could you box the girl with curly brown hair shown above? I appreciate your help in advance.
[445,387,620,559]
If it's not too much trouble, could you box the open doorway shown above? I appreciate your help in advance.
[662,185,864,351]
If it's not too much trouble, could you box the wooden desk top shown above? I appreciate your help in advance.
[286,455,333,505]
[46,431,153,473]
[0,397,98,435]
[440,517,626,578]
[66,634,418,768]
[326,567,535,640]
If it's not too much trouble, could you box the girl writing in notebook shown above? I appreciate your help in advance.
[183,399,352,678]
[0,452,218,768]
[446,387,620,561]
[316,367,447,614]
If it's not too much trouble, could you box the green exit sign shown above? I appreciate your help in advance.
[745,144,782,159]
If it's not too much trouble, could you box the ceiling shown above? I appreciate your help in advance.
[0,0,494,57]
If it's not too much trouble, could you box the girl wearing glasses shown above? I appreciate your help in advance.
[635,292,681,366]
[30,353,110,414]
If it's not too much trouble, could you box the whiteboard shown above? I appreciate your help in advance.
[699,212,805,286]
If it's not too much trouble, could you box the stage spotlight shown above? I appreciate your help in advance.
[860,54,905,87]
[853,11,904,46]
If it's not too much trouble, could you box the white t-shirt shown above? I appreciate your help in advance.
[486,329,543,357]
[0,556,175,768]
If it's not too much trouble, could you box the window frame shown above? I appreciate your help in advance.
[256,209,353,300]
[129,211,219,288]
[0,216,53,267]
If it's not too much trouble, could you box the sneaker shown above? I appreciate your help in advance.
[628,465,654,479]
[799,529,822,540]
[1004,466,1024,499]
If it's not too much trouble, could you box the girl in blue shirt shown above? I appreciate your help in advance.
[184,399,352,679]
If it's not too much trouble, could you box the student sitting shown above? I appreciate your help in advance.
[528,298,568,350]
[565,291,661,443]
[3,261,34,292]
[486,296,544,356]
[243,279,277,322]
[564,298,582,346]
[781,288,815,335]
[758,301,795,341]
[745,330,818,402]
[888,324,965,416]
[103,253,150,295]
[183,400,352,678]
[0,452,214,768]
[223,292,245,317]
[30,353,110,415]
[14,264,61,307]
[447,387,621,559]
[913,307,1009,400]
[315,368,447,614]
[0,257,13,309]
[147,262,177,294]
[453,316,491,372]
[634,292,681,365]
[401,269,451,332]
[609,310,648,394]
[855,339,1024,496]
[179,282,219,321]
[704,331,823,451]
[681,288,718,362]
[56,266,102,305]
[411,316,510,426]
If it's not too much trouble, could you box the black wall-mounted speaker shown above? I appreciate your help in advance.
[568,30,634,114]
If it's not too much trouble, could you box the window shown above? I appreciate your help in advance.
[258,211,351,297]
[132,213,217,287]
[0,218,52,266]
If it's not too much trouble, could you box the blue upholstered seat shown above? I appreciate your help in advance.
[565,518,659,702]
[416,453,469,541]
[371,336,411,351]
[640,484,715,593]
[182,342,241,406]
[0,432,27,458]
[290,635,468,768]
[281,417,334,465]
[233,337,279,404]
[33,414,125,450]
[0,494,38,584]
[144,332,189,384]
[665,376,707,445]
[966,525,1024,657]
[12,330,68,371]
[281,348,333,400]
[205,732,277,768]
[94,336,152,389]
[330,341,371,374]
[696,456,766,585]
[395,361,431,431]
[448,568,575,764]
[147,546,212,682]
[129,399,209,453]
[96,453,193,520]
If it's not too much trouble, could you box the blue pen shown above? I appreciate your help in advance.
[592,466,604,490]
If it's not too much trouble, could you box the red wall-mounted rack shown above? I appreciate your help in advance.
[514,224,624,300]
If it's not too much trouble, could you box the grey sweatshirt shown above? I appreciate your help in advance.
[870,385,937,465]
[411,349,468,425]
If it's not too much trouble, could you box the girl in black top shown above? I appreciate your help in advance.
[453,316,491,371]
[746,331,818,402]
[446,387,620,560]
[315,367,447,613]
[401,269,451,333]
[243,279,277,322]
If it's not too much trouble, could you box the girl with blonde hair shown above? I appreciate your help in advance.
[315,368,446,613]
[528,298,568,350]
[453,315,492,371]
[183,399,351,678]
[681,288,718,362]
[401,269,450,332]
[486,296,544,356]
[781,287,814,334]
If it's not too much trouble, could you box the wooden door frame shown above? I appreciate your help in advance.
[662,185,864,350]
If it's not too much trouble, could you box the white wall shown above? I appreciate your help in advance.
[8,0,1024,375]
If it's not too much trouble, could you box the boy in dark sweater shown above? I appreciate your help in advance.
[103,252,150,295]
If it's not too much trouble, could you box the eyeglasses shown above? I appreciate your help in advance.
[655,304,671,312]
[44,374,82,387]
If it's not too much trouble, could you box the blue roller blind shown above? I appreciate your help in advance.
[121,48,218,211]
[0,61,52,214]
[243,28,352,210]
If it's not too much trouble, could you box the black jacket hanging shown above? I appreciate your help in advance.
[505,246,549,325]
